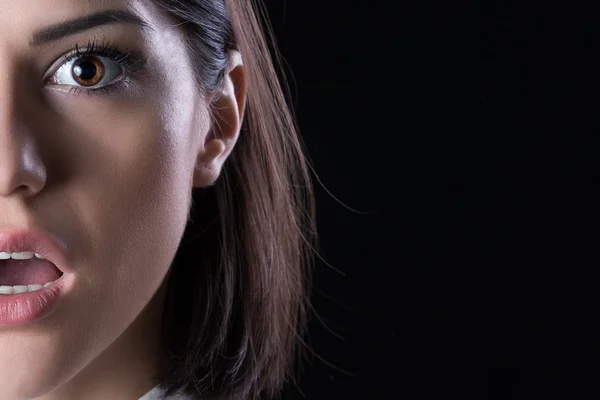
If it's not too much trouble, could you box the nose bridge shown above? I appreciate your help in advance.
[0,46,47,198]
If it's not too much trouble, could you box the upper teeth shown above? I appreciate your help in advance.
[0,252,45,260]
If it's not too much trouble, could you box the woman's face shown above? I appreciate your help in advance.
[0,1,240,398]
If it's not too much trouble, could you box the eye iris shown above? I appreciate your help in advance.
[72,56,104,86]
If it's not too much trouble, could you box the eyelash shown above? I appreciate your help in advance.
[47,38,147,97]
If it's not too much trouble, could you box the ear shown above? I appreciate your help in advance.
[193,50,247,188]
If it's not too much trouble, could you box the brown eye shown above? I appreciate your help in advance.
[72,56,104,86]
[48,54,124,89]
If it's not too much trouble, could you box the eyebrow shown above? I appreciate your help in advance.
[30,10,150,46]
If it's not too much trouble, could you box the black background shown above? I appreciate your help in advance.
[265,1,599,399]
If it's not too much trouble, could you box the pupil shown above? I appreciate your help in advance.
[73,60,98,81]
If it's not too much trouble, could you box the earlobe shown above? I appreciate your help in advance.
[192,50,247,188]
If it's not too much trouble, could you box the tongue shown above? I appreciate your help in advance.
[0,259,63,287]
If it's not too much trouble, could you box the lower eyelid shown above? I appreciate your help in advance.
[45,76,134,97]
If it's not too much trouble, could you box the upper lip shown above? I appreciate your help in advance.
[0,229,71,274]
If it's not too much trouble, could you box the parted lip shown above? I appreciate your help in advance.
[0,229,71,274]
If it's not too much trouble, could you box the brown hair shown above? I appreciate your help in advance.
[152,1,317,399]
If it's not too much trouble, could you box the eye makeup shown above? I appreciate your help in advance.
[43,37,148,97]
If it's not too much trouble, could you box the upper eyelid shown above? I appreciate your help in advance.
[42,42,145,82]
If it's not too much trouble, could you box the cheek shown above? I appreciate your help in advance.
[47,90,206,335]
[76,96,196,279]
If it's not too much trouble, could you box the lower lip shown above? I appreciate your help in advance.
[0,273,69,326]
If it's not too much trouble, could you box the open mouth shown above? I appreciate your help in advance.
[0,252,64,295]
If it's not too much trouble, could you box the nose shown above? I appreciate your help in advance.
[0,126,47,197]
[0,70,47,198]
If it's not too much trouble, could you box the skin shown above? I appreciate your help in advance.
[0,1,246,399]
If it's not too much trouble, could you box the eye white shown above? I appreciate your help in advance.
[52,56,123,88]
